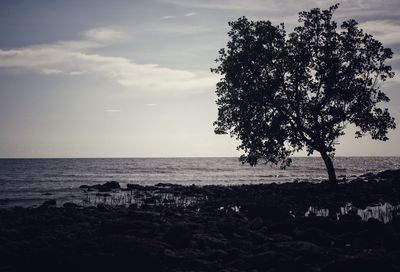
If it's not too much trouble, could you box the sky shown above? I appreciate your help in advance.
[0,0,399,158]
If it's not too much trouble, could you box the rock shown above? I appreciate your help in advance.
[324,253,396,272]
[339,214,362,222]
[244,251,291,269]
[163,223,194,248]
[40,199,56,208]
[97,203,111,211]
[129,203,138,209]
[96,193,111,197]
[293,227,332,246]
[265,233,294,242]
[243,203,291,222]
[127,184,142,190]
[360,172,375,179]
[63,202,79,209]
[98,181,120,192]
[249,217,264,230]
[377,169,400,180]
[193,234,227,249]
[80,181,121,192]
[144,197,157,204]
[275,241,324,256]
[163,248,184,267]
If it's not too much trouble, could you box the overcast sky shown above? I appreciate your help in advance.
[0,0,399,158]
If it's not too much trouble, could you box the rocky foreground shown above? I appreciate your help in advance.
[1,170,400,272]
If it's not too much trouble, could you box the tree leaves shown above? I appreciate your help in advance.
[212,5,396,169]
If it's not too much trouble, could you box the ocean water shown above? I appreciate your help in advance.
[0,157,399,207]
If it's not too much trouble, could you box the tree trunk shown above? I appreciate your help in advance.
[320,151,337,184]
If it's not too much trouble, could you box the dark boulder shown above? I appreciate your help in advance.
[98,181,120,192]
[377,169,400,180]
[63,202,79,209]
[80,181,121,192]
[40,199,57,208]
[127,184,142,190]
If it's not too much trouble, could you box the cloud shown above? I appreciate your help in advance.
[144,103,157,106]
[160,0,400,22]
[359,20,400,45]
[184,12,197,17]
[0,27,217,92]
[40,68,64,75]
[160,0,323,12]
[105,109,121,113]
[83,27,126,43]
[155,23,215,35]
[40,68,87,76]
[161,15,176,20]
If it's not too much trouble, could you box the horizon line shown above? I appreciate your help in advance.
[0,155,399,160]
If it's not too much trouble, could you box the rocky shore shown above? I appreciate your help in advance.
[1,170,400,272]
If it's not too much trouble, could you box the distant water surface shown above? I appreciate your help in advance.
[0,157,399,207]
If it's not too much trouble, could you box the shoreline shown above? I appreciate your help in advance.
[1,157,400,209]
[1,169,400,271]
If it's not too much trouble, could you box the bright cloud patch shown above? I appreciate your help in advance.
[161,15,176,20]
[184,12,197,17]
[83,27,126,43]
[0,27,217,92]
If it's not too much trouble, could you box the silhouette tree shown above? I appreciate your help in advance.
[212,5,396,183]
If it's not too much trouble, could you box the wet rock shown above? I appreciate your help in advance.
[80,181,120,192]
[96,193,111,197]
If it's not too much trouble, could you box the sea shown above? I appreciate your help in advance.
[0,157,399,207]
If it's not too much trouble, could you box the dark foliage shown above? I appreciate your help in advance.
[212,5,396,182]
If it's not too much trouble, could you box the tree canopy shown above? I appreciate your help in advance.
[212,5,396,183]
